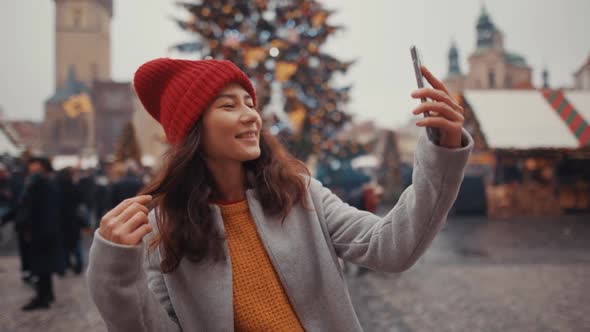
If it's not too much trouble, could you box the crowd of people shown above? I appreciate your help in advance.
[0,154,148,311]
[0,150,385,312]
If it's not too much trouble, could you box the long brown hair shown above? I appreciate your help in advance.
[141,121,310,273]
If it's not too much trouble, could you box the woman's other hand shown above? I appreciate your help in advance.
[99,195,153,246]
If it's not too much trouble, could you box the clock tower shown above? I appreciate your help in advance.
[43,0,118,156]
[54,0,113,89]
[43,0,164,160]
[476,6,495,49]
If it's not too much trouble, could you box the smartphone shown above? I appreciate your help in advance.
[410,45,440,144]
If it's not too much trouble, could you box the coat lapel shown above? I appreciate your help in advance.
[178,204,234,331]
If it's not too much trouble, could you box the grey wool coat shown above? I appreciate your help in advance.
[87,129,473,332]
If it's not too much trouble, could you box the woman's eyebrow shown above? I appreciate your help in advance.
[214,94,252,102]
[213,94,237,102]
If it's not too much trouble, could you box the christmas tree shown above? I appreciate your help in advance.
[172,0,355,161]
[114,122,142,163]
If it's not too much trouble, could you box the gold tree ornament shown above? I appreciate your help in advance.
[275,62,298,82]
[244,47,267,68]
[312,11,327,27]
[288,105,306,136]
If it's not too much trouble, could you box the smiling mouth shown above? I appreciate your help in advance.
[235,131,257,139]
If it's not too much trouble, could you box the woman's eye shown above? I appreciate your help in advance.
[222,104,235,108]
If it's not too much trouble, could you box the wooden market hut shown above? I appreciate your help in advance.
[455,90,590,218]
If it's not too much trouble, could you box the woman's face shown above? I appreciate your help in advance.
[200,83,262,165]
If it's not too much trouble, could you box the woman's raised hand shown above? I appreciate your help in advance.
[411,65,465,149]
[99,195,153,246]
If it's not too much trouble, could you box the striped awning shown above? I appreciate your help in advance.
[542,90,590,147]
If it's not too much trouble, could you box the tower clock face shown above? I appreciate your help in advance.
[482,30,493,41]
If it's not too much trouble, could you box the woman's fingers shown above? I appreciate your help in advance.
[102,195,152,221]
[412,101,464,122]
[127,224,153,246]
[411,88,463,114]
[416,116,462,132]
[99,195,152,244]
[412,66,465,149]
[421,65,451,95]
[105,207,150,245]
[117,202,149,224]
[117,211,149,237]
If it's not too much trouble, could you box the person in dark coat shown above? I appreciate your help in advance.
[77,170,98,228]
[56,167,85,274]
[0,161,30,283]
[0,163,15,220]
[110,162,144,209]
[17,157,63,311]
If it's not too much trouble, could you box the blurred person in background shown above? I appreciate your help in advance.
[0,163,15,221]
[109,159,145,209]
[77,168,99,229]
[93,166,113,230]
[56,167,86,275]
[16,157,63,311]
[0,159,30,283]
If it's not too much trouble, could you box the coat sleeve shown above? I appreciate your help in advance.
[86,212,181,332]
[311,128,473,273]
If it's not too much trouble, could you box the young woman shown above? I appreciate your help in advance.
[87,58,473,331]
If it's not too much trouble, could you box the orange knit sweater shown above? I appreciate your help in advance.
[218,200,304,332]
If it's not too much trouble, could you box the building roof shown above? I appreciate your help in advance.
[504,51,528,67]
[0,125,21,155]
[463,90,582,149]
[476,6,494,30]
[1,120,43,151]
[46,66,90,104]
[574,54,590,76]
[564,91,590,123]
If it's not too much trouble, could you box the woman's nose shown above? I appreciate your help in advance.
[240,105,260,123]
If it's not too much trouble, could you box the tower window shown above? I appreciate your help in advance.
[66,118,80,138]
[91,63,98,80]
[53,123,61,141]
[488,70,496,88]
[73,8,82,28]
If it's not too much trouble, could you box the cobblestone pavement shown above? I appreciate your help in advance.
[347,215,590,332]
[1,215,589,332]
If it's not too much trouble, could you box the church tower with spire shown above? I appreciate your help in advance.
[475,5,499,49]
[444,4,532,93]
[443,40,465,93]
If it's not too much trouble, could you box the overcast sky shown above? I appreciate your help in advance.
[1,0,589,129]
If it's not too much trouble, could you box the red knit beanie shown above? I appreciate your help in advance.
[133,58,257,145]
